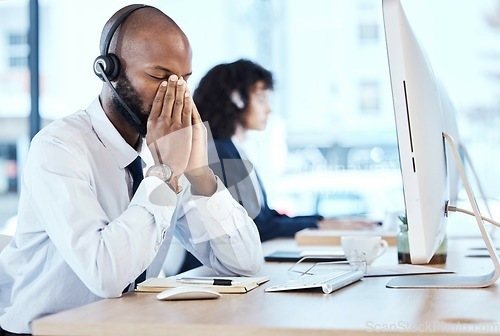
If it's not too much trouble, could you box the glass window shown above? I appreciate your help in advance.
[0,1,29,233]
[358,23,379,41]
[8,32,28,68]
[359,80,380,113]
[1,0,500,236]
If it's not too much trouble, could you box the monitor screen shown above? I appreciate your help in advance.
[382,0,449,264]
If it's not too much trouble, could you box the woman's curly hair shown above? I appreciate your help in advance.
[193,59,274,139]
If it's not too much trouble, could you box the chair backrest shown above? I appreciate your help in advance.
[0,234,12,252]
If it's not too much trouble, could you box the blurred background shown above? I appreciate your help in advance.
[0,0,499,236]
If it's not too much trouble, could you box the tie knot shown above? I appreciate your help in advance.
[127,156,143,178]
[127,156,144,195]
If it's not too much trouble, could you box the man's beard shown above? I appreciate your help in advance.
[111,74,149,137]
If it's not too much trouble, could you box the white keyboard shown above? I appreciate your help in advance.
[265,270,364,294]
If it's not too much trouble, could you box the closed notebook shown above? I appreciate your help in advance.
[136,275,269,294]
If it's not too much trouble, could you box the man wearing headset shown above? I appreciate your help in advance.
[0,5,262,335]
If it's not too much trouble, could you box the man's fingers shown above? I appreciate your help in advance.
[149,81,168,120]
[162,75,178,119]
[182,90,193,125]
[172,78,187,125]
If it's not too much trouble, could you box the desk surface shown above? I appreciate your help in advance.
[32,238,500,336]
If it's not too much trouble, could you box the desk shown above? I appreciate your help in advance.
[32,238,500,336]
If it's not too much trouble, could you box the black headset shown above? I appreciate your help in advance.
[93,4,152,126]
[93,4,151,82]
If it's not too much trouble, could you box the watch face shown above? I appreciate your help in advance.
[147,164,172,182]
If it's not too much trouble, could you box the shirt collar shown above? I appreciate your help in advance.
[231,135,248,160]
[86,97,139,169]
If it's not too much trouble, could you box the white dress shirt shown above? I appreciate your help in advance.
[0,97,263,333]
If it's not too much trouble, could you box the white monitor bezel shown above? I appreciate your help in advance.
[382,0,448,264]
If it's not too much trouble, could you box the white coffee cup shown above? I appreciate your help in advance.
[340,235,389,265]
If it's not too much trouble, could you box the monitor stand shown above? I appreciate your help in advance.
[386,132,500,288]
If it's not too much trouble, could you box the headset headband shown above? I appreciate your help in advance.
[101,4,151,56]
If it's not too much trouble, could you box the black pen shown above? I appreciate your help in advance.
[176,277,241,286]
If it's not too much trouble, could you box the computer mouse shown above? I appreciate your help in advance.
[156,286,221,301]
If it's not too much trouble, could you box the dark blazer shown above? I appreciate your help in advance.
[179,138,320,272]
[211,138,320,241]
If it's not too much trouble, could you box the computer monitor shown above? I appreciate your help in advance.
[382,0,500,288]
[382,0,448,265]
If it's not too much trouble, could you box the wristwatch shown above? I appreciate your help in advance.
[146,164,182,194]
[145,164,173,183]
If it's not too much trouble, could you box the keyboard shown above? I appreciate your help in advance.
[265,270,364,294]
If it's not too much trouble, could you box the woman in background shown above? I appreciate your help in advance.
[178,59,376,272]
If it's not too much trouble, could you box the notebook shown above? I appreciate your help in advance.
[136,275,269,294]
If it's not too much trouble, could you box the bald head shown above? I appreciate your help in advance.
[97,4,193,141]
[99,5,189,59]
[96,4,192,85]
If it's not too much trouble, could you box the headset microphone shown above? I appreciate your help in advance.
[93,4,152,127]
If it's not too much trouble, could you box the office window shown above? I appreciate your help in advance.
[359,80,380,113]
[0,144,17,193]
[358,23,379,41]
[8,32,28,68]
[8,33,26,45]
[1,0,499,237]
[357,0,378,10]
[0,3,29,234]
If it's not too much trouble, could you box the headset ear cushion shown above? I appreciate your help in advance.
[93,53,120,82]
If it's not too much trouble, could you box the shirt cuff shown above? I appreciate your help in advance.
[190,177,251,243]
[129,176,180,244]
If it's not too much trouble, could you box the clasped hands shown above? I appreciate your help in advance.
[146,75,216,196]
